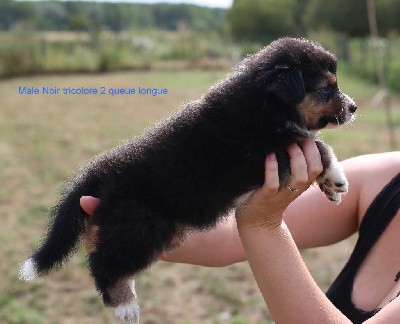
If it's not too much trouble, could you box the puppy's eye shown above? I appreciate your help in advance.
[319,84,332,94]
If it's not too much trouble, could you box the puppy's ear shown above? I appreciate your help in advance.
[267,66,305,106]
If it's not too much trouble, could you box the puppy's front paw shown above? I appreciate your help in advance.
[317,163,348,204]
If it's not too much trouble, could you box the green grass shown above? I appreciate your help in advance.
[0,69,399,323]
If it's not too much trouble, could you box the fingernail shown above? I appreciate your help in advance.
[268,153,277,161]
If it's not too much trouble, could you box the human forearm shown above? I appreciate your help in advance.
[81,196,246,267]
[234,142,350,322]
[238,221,351,324]
[162,215,246,266]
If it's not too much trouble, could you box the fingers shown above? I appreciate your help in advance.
[235,140,323,228]
[287,143,309,187]
[80,196,101,216]
[261,153,280,196]
[299,140,323,181]
[80,196,100,254]
[287,140,323,192]
[83,225,99,254]
[260,141,321,196]
[286,140,323,190]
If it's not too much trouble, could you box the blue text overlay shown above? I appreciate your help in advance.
[18,86,169,97]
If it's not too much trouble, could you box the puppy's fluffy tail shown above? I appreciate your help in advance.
[20,175,99,281]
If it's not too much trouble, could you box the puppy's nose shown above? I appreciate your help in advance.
[349,103,357,113]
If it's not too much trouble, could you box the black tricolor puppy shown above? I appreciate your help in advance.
[20,37,357,323]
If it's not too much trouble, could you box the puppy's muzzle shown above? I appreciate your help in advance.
[340,92,357,124]
[349,102,357,113]
[324,92,357,129]
[342,93,357,114]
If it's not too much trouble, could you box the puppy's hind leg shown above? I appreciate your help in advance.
[88,202,175,323]
[89,253,140,324]
[110,278,140,324]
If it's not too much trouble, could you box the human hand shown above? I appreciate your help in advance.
[235,140,323,228]
[80,196,101,253]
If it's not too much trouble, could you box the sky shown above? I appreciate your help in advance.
[30,0,234,8]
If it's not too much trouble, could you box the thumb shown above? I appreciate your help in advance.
[80,196,101,216]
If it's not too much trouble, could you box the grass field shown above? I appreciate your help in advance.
[0,69,399,323]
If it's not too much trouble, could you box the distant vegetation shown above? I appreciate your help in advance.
[0,0,225,31]
[0,1,231,78]
[0,28,235,77]
[228,0,400,41]
[1,0,399,36]
[1,0,400,91]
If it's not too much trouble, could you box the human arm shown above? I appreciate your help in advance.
[235,145,400,323]
[239,222,351,323]
[233,141,350,323]
[240,216,400,324]
[161,151,400,265]
[80,195,243,266]
[81,151,400,265]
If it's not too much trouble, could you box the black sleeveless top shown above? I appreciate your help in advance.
[326,173,400,323]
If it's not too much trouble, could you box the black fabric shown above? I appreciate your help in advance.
[326,173,400,323]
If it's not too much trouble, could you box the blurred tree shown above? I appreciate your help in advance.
[1,0,400,36]
[103,3,134,31]
[152,4,223,31]
[0,0,34,30]
[67,14,91,31]
[153,3,188,30]
[130,5,155,30]
[293,0,309,37]
[375,0,400,35]
[34,1,67,30]
[64,1,90,31]
[1,1,225,32]
[307,0,369,37]
[307,0,400,36]
[227,0,296,42]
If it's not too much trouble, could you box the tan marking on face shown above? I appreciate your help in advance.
[326,72,337,87]
[296,90,353,130]
[296,94,327,129]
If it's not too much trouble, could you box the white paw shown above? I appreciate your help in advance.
[317,163,348,204]
[19,258,39,281]
[115,299,140,324]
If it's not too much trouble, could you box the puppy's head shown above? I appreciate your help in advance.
[253,37,357,130]
[295,69,357,130]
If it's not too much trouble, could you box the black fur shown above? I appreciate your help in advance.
[22,38,356,311]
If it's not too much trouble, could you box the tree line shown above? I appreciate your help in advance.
[228,0,400,42]
[1,0,400,39]
[0,0,225,32]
